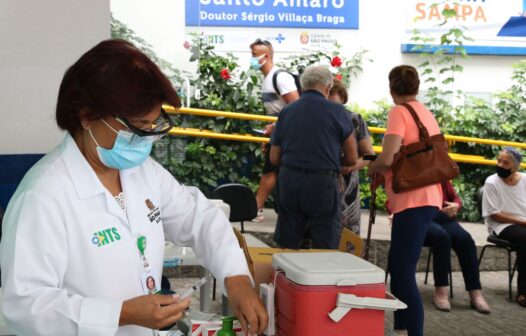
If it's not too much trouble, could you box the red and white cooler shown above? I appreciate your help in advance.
[272,252,406,336]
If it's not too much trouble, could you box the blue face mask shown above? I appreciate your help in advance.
[249,55,266,70]
[89,120,154,170]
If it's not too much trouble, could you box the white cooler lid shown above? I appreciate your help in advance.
[272,252,385,286]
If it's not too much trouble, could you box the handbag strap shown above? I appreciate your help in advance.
[401,103,430,142]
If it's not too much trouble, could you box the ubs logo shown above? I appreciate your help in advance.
[91,227,121,247]
[145,199,161,223]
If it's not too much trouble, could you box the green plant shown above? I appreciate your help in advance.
[111,15,185,86]
[410,2,473,125]
[352,58,526,222]
[158,35,372,198]
[358,170,387,211]
[405,2,485,221]
[277,45,371,87]
[156,35,267,196]
[111,14,525,222]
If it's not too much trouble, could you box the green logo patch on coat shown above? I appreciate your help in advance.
[91,227,121,247]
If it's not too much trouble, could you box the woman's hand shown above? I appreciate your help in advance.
[225,275,269,336]
[367,134,403,175]
[442,201,459,218]
[119,294,190,330]
[367,161,379,176]
[341,165,353,175]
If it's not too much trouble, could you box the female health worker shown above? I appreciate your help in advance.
[0,39,268,336]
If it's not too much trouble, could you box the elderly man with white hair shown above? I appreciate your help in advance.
[482,146,526,307]
[269,65,358,249]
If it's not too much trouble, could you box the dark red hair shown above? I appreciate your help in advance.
[388,65,420,96]
[56,39,180,134]
[329,80,348,104]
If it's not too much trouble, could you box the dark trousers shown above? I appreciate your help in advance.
[424,217,481,290]
[390,206,438,336]
[274,167,341,249]
[498,224,526,295]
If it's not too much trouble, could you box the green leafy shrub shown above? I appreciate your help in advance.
[156,35,369,199]
[357,2,526,221]
[276,44,370,87]
[155,35,267,196]
[111,14,524,222]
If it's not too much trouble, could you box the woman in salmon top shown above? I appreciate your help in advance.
[368,65,442,336]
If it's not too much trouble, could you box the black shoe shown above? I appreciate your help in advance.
[516,294,526,308]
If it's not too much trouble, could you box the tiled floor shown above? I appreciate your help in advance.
[167,208,526,335]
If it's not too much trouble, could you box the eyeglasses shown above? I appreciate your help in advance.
[115,108,174,139]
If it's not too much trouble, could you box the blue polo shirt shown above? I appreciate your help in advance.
[271,90,353,172]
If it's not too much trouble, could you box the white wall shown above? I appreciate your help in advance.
[350,0,523,107]
[111,0,190,75]
[2,1,522,155]
[0,0,110,154]
[112,1,523,111]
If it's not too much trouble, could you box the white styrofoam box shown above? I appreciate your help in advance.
[272,252,385,286]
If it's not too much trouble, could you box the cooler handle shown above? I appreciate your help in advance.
[328,292,407,323]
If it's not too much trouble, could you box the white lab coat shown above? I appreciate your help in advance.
[0,134,251,336]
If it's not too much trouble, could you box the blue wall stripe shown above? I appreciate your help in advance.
[401,44,526,56]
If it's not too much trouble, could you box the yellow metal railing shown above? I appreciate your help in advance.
[168,127,268,143]
[165,106,276,122]
[164,106,526,168]
[369,127,526,150]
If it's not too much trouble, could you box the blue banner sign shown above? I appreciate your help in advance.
[186,0,359,30]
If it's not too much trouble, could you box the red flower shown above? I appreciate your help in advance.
[183,41,191,49]
[335,74,343,81]
[331,56,343,67]
[220,68,231,80]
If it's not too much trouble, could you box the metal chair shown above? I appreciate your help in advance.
[476,186,518,301]
[211,183,258,300]
[478,233,518,301]
[212,183,258,234]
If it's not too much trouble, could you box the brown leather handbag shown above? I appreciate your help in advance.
[391,103,460,193]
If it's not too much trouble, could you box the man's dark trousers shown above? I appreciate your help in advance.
[274,166,341,249]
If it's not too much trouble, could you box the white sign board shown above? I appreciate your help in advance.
[402,0,526,56]
[185,27,352,53]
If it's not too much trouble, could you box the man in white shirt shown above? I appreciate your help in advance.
[482,147,526,307]
[249,39,300,221]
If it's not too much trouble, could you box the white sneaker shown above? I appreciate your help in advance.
[251,208,264,222]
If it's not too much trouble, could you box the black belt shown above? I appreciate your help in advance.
[282,165,339,177]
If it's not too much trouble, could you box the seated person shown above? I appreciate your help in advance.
[386,180,490,313]
[482,147,526,307]
[328,80,374,235]
[425,181,489,314]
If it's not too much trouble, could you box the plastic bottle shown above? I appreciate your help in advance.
[216,316,237,336]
